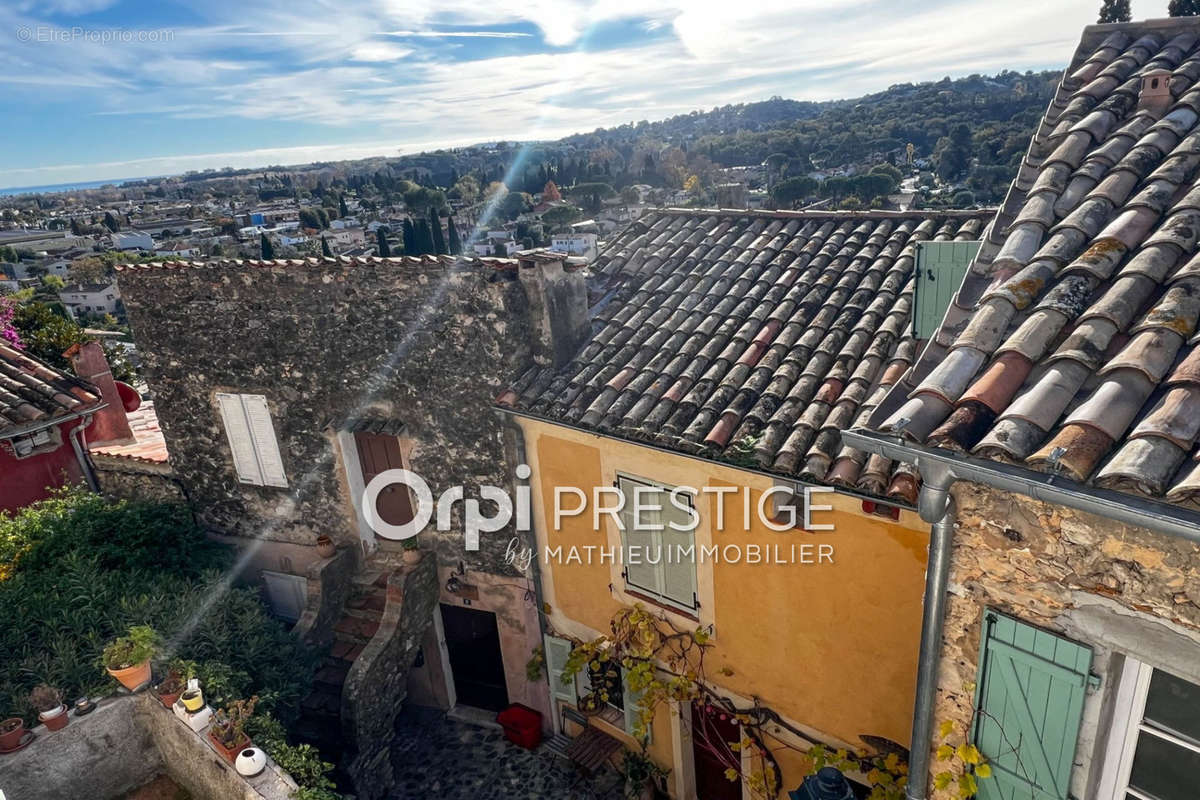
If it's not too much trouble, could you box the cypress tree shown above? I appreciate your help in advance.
[1170,0,1200,14]
[416,219,435,255]
[260,233,274,259]
[402,219,416,254]
[1097,0,1131,21]
[338,194,349,218]
[321,236,333,257]
[447,215,463,256]
[376,228,391,258]
[430,207,447,255]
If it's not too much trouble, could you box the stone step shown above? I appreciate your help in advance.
[329,638,365,663]
[352,569,388,588]
[333,614,381,641]
[340,605,384,623]
[344,587,387,613]
[315,662,351,688]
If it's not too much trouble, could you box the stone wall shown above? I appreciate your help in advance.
[116,258,554,575]
[93,456,186,503]
[342,552,439,800]
[929,483,1200,798]
[294,545,359,650]
[0,693,297,800]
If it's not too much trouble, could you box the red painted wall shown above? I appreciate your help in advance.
[0,420,89,514]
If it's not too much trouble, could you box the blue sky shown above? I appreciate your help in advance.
[0,0,1174,188]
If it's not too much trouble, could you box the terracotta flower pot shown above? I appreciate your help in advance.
[0,718,25,750]
[316,535,336,559]
[39,705,68,732]
[209,730,250,764]
[107,660,152,691]
[158,689,182,709]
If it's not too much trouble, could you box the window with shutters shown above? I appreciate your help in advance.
[542,634,650,741]
[216,392,288,488]
[1097,657,1200,800]
[972,610,1093,800]
[615,474,698,615]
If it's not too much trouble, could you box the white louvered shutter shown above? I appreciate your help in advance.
[241,394,288,487]
[217,392,263,485]
[543,635,578,706]
[620,477,661,597]
[660,492,698,610]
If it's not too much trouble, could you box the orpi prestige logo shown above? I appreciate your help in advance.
[361,466,836,553]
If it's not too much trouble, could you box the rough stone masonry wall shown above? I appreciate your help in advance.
[93,456,187,503]
[928,483,1200,799]
[116,260,538,574]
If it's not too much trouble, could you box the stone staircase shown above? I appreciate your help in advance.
[295,569,387,763]
[294,553,439,800]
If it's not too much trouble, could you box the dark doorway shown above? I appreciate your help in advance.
[692,701,742,800]
[440,604,509,712]
[354,431,414,527]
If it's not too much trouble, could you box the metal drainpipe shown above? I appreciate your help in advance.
[906,472,957,800]
[68,415,101,492]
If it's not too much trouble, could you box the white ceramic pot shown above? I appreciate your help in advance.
[235,746,267,777]
[39,705,65,720]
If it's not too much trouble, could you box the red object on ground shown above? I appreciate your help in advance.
[497,703,543,749]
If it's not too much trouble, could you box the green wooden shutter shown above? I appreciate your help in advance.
[660,492,697,610]
[619,477,662,597]
[622,666,651,743]
[972,610,1092,800]
[913,240,980,339]
[543,635,578,706]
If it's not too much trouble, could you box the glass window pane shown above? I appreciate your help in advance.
[1144,669,1200,745]
[1127,730,1200,800]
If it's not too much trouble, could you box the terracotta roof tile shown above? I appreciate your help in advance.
[869,18,1200,508]
[499,208,991,502]
[89,401,169,464]
[0,342,103,437]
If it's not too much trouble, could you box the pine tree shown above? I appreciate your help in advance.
[402,219,416,254]
[1098,0,1131,21]
[103,211,120,232]
[70,218,81,236]
[376,228,391,258]
[447,215,463,256]
[321,236,333,257]
[260,233,274,260]
[1170,0,1200,14]
[430,207,447,255]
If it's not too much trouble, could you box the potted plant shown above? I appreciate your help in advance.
[208,696,257,764]
[102,625,159,691]
[402,537,421,564]
[619,750,669,800]
[29,684,68,732]
[0,717,26,750]
[315,534,336,559]
[155,661,188,709]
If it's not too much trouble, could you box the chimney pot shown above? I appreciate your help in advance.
[1137,69,1173,116]
[66,340,135,447]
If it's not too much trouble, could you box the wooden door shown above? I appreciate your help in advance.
[440,604,509,712]
[354,431,415,527]
[692,701,742,800]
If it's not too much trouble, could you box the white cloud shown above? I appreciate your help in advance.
[349,42,413,61]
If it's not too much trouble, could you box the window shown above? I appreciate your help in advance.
[1099,659,1200,800]
[543,635,649,741]
[616,474,698,614]
[216,392,288,487]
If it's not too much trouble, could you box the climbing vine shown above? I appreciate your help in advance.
[536,604,994,799]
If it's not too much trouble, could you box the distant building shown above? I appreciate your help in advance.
[473,239,519,256]
[154,242,200,258]
[59,280,121,320]
[549,232,598,261]
[111,231,155,251]
[714,182,747,208]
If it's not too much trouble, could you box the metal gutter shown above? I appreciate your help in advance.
[494,405,918,513]
[841,428,1200,544]
[841,426,1200,800]
[0,402,107,442]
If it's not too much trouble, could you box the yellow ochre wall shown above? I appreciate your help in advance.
[517,418,929,791]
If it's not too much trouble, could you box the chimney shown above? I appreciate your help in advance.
[1137,69,1173,116]
[65,340,135,446]
[516,251,589,367]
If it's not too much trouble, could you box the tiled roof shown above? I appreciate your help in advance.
[90,401,169,464]
[114,254,519,273]
[0,342,103,437]
[871,19,1200,510]
[499,208,990,504]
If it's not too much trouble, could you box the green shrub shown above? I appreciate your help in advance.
[0,489,316,727]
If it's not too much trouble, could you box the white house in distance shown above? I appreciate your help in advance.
[472,238,519,257]
[110,231,155,251]
[59,280,121,320]
[154,241,200,258]
[549,232,599,261]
